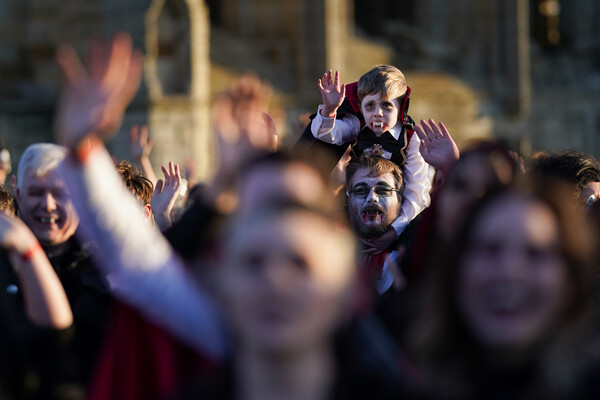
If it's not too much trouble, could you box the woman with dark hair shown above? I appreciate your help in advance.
[530,150,600,205]
[408,176,600,399]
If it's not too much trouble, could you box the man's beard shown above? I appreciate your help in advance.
[349,203,394,239]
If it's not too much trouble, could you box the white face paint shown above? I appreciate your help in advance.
[347,168,401,239]
[360,93,401,134]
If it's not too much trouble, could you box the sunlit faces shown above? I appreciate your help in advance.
[347,168,401,239]
[458,194,569,351]
[17,168,79,247]
[217,210,356,355]
[360,93,401,134]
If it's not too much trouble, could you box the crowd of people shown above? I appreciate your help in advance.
[1,33,600,400]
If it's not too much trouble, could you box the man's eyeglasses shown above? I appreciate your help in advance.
[348,184,400,198]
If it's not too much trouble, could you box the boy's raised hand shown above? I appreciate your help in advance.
[318,69,346,119]
[415,119,460,173]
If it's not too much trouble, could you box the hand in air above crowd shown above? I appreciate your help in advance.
[318,69,346,119]
[209,74,277,209]
[129,125,155,160]
[414,118,460,173]
[151,161,182,231]
[212,74,277,177]
[55,33,143,147]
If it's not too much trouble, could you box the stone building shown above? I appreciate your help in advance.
[0,0,599,180]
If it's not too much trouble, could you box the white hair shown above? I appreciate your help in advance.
[17,143,68,190]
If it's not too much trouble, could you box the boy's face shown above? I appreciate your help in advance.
[360,93,401,134]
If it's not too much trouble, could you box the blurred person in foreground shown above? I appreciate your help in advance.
[407,176,600,399]
[54,33,402,399]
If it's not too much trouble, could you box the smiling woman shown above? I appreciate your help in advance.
[408,176,600,399]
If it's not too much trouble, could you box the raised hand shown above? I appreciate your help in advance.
[129,124,158,184]
[55,33,144,148]
[208,74,276,210]
[130,125,155,160]
[0,213,73,328]
[318,69,346,118]
[414,118,460,173]
[0,212,38,255]
[213,74,276,174]
[151,161,182,231]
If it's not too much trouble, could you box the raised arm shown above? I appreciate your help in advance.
[151,161,182,231]
[318,70,346,119]
[129,124,158,185]
[414,119,460,175]
[54,33,227,360]
[311,70,360,145]
[0,214,72,328]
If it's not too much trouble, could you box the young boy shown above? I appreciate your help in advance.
[311,65,433,239]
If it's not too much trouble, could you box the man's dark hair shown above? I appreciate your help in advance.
[116,160,154,205]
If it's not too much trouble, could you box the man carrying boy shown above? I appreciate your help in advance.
[312,66,431,249]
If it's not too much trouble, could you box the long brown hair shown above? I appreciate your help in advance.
[409,175,599,397]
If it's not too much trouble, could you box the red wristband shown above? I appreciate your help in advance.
[71,135,103,163]
[20,241,43,262]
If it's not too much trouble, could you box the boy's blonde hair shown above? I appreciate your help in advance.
[357,65,407,103]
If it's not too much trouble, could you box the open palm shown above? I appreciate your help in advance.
[55,33,143,147]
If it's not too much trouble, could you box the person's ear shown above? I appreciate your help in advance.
[13,176,20,203]
[144,204,152,221]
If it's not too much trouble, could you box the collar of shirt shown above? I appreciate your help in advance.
[388,125,400,140]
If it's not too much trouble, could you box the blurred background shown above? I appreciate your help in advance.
[0,0,598,180]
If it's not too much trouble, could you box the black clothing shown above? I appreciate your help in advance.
[46,239,112,386]
[352,126,410,167]
[0,251,81,400]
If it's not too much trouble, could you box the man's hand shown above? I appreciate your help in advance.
[55,33,143,147]
[415,118,460,173]
[318,69,346,119]
[151,161,182,231]
[359,229,398,255]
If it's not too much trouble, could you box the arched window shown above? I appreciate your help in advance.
[146,0,192,98]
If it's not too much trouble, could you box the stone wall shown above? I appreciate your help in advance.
[1,0,600,176]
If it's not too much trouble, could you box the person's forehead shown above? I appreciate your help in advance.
[350,168,395,187]
[581,181,600,197]
[22,168,66,189]
[361,92,400,104]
